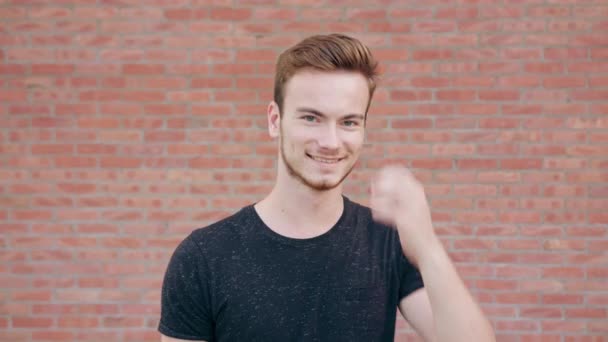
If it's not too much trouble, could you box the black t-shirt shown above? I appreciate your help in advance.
[158,196,424,341]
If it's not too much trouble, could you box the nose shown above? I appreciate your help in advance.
[317,123,340,150]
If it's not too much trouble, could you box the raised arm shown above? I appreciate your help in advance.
[371,166,496,342]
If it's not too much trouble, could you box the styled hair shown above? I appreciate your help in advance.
[273,33,380,116]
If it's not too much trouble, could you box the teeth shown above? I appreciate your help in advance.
[311,156,340,163]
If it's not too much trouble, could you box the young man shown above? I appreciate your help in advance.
[159,34,495,342]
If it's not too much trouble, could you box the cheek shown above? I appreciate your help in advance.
[286,128,317,146]
[281,130,309,154]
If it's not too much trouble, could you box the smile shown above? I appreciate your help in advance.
[307,154,343,164]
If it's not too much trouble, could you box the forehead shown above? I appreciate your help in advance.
[283,69,369,116]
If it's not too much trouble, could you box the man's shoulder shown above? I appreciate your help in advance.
[180,204,254,252]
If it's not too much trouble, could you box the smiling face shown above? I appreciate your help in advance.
[268,69,370,192]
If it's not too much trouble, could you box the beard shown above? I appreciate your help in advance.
[279,132,356,192]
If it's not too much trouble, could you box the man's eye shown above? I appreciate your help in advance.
[303,115,317,122]
[343,120,359,127]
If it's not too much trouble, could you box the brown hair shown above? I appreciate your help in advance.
[273,33,380,116]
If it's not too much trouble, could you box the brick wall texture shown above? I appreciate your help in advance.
[1,0,607,341]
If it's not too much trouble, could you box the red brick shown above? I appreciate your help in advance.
[72,6,119,18]
[479,90,520,101]
[11,290,52,301]
[543,76,586,88]
[143,131,184,142]
[12,316,54,328]
[32,250,71,263]
[589,213,608,224]
[391,119,432,129]
[436,90,476,101]
[74,331,119,341]
[125,331,162,340]
[0,7,27,19]
[495,320,538,331]
[103,316,144,328]
[496,293,539,304]
[210,7,251,20]
[566,309,607,319]
[476,280,518,290]
[571,33,608,45]
[567,226,606,237]
[587,267,608,279]
[122,64,165,75]
[477,64,517,78]
[100,238,143,248]
[500,158,543,169]
[409,48,449,60]
[164,9,194,20]
[0,89,27,103]
[498,75,541,88]
[58,316,99,328]
[591,47,608,58]
[560,17,599,31]
[32,331,75,340]
[437,62,477,74]
[346,9,386,20]
[191,77,233,88]
[78,89,120,102]
[479,118,521,129]
[477,170,521,183]
[543,267,585,278]
[411,77,450,88]
[9,104,51,115]
[499,237,543,249]
[568,61,608,73]
[476,197,517,210]
[502,18,545,32]
[0,63,27,75]
[571,90,608,101]
[31,64,75,74]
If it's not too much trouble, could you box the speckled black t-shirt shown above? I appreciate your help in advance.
[158,196,424,342]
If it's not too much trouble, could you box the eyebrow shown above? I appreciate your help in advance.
[295,107,365,120]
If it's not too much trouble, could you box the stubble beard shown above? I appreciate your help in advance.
[279,133,356,192]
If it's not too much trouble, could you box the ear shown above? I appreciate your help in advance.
[267,101,281,138]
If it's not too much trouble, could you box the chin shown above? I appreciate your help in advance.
[306,178,342,191]
[287,167,345,192]
[300,166,354,191]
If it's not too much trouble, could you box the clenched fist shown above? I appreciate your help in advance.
[370,165,440,267]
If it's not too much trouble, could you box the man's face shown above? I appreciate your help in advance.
[270,69,369,191]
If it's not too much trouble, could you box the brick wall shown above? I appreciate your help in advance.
[1,1,607,341]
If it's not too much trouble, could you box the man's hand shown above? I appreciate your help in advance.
[370,165,440,267]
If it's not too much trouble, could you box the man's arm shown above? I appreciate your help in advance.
[161,333,206,342]
[371,166,495,342]
[398,288,436,342]
[398,242,495,342]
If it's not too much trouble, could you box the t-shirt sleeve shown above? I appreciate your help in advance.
[158,233,214,341]
[398,252,425,300]
[394,230,425,300]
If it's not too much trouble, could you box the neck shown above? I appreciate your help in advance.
[254,171,345,239]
